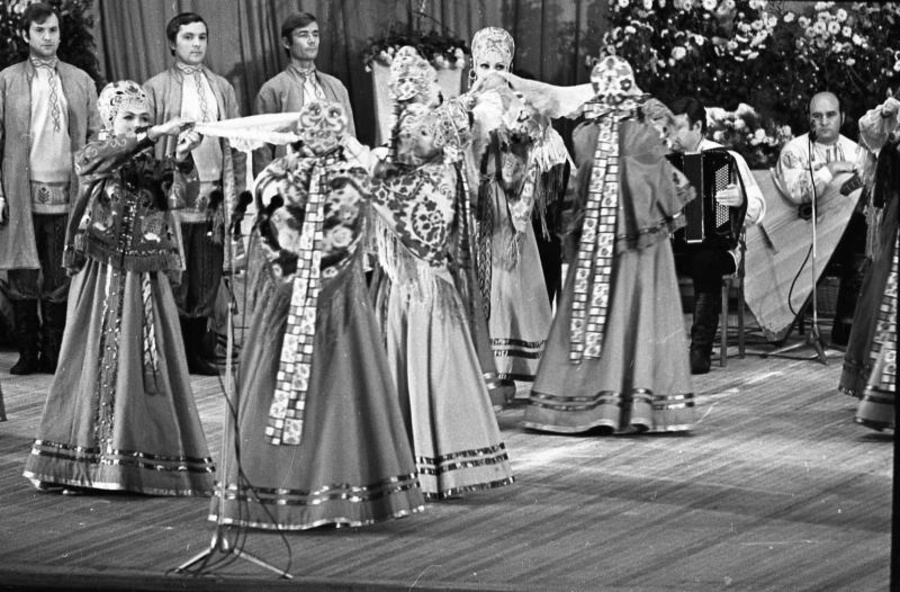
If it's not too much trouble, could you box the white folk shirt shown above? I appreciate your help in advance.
[775,133,860,204]
[29,61,72,213]
[179,67,222,184]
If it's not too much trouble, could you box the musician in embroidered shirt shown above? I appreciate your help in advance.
[253,11,357,176]
[668,97,766,374]
[776,91,865,346]
[143,12,246,375]
[0,2,101,375]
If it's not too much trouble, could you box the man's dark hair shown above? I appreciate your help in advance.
[166,12,207,55]
[21,2,58,32]
[281,12,317,56]
[670,96,707,135]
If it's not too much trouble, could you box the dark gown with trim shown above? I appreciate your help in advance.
[523,115,697,434]
[23,135,216,495]
[210,152,425,529]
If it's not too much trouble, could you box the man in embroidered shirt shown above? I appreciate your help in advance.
[143,12,246,375]
[0,2,101,375]
[775,91,865,346]
[253,11,356,176]
[669,97,767,374]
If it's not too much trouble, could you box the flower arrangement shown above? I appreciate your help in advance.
[1,0,103,86]
[361,27,468,72]
[598,0,900,150]
[706,103,793,168]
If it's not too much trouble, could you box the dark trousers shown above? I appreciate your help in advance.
[7,213,70,304]
[173,221,224,319]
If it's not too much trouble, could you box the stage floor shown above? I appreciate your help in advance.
[0,319,892,591]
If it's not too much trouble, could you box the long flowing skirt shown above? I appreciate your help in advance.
[523,239,697,434]
[855,238,897,432]
[380,262,514,499]
[211,257,425,530]
[840,198,899,397]
[483,184,552,383]
[23,259,215,495]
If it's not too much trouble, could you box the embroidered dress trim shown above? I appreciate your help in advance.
[266,156,335,446]
[26,439,215,472]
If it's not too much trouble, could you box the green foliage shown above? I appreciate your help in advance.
[1,0,103,87]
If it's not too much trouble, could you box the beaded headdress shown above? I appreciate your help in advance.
[294,99,348,154]
[98,80,149,131]
[471,27,515,70]
[388,46,438,104]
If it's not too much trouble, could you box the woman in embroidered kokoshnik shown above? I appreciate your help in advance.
[514,56,698,434]
[843,95,899,431]
[466,27,569,397]
[23,80,216,495]
[366,51,514,499]
[210,100,425,530]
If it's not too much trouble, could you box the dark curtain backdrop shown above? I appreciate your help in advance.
[94,0,607,147]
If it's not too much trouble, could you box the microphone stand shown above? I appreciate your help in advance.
[765,132,829,364]
[173,147,292,579]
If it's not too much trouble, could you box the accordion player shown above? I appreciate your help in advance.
[666,149,747,250]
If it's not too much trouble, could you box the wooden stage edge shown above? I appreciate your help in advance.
[0,319,894,592]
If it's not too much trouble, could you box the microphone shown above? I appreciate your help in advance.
[230,190,253,238]
[808,121,817,143]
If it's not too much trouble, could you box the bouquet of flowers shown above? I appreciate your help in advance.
[361,27,468,72]
[706,103,793,168]
[599,0,900,143]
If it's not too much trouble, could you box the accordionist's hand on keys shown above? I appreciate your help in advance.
[715,183,743,208]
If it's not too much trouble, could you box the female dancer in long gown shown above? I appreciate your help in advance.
[210,100,425,529]
[368,77,515,499]
[23,81,215,495]
[847,96,898,430]
[513,57,698,434]
[467,27,568,394]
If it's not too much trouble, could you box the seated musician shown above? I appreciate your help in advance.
[669,97,766,374]
[775,91,864,346]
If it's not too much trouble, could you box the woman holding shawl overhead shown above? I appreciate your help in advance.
[510,56,698,434]
[466,27,568,395]
[23,80,215,495]
[210,99,425,530]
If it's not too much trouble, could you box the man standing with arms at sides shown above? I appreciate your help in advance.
[143,12,245,375]
[254,11,356,175]
[775,91,863,347]
[0,2,100,375]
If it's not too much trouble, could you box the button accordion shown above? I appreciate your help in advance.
[666,149,746,250]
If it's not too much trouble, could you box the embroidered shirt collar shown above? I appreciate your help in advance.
[175,62,204,77]
[30,56,59,70]
[288,63,318,80]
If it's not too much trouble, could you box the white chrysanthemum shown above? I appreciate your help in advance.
[784,12,795,23]
[702,0,716,11]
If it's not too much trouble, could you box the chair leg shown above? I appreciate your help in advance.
[737,283,746,359]
[720,279,728,367]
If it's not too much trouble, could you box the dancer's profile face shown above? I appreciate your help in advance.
[172,22,208,66]
[112,105,152,136]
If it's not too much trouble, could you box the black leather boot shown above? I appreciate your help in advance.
[187,317,219,376]
[689,291,720,375]
[39,300,67,374]
[10,300,40,375]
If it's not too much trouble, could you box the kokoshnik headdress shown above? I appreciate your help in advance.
[262,99,349,446]
[568,55,650,363]
[98,80,149,131]
[470,27,515,71]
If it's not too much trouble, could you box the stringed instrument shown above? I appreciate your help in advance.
[743,168,863,342]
